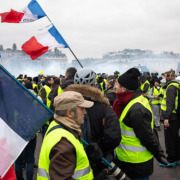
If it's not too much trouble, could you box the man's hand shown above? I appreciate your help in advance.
[155,96,159,100]
[86,143,103,164]
[154,152,167,165]
[164,119,170,127]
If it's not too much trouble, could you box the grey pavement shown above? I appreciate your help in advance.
[23,125,180,180]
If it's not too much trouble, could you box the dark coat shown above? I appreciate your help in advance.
[163,81,179,121]
[65,84,121,155]
[116,90,164,179]
[104,87,116,106]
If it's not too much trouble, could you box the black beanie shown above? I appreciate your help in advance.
[154,78,160,84]
[118,68,141,90]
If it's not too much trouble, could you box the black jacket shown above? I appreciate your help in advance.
[163,81,179,121]
[40,84,51,104]
[65,84,121,155]
[104,87,116,106]
[116,90,164,179]
[50,78,74,112]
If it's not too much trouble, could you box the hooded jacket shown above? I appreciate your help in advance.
[114,89,164,178]
[65,84,121,155]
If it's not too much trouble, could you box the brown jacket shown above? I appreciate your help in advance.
[49,120,80,180]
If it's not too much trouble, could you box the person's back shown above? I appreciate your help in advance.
[50,67,77,112]
[65,84,121,155]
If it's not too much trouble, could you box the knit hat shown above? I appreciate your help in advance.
[118,68,141,90]
[154,79,160,84]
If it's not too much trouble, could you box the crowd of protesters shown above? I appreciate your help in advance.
[9,67,180,180]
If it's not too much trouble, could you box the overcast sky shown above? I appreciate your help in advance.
[0,0,180,62]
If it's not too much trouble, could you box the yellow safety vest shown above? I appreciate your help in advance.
[43,85,51,108]
[37,121,93,180]
[151,87,164,105]
[100,79,107,94]
[140,80,150,96]
[58,85,64,95]
[32,83,38,90]
[118,74,120,78]
[116,95,154,163]
[161,82,179,114]
[17,78,22,82]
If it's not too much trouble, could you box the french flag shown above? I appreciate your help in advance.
[22,25,69,60]
[0,0,46,23]
[0,65,53,178]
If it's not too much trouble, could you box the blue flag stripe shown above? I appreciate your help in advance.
[48,25,69,48]
[0,65,53,141]
[28,0,46,18]
[0,65,54,115]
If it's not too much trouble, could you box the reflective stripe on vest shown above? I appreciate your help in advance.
[151,87,164,105]
[38,166,91,179]
[37,121,93,180]
[140,80,150,96]
[161,82,179,113]
[100,82,104,94]
[58,86,64,95]
[116,95,153,163]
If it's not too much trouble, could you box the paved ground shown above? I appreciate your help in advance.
[24,124,180,180]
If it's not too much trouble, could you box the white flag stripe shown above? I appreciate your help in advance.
[0,118,28,177]
[35,31,66,49]
[19,6,38,23]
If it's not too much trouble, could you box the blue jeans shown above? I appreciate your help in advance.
[15,137,37,180]
[131,177,149,180]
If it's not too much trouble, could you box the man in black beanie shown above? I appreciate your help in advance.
[113,68,166,180]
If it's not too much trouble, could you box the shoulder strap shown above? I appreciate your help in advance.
[46,125,66,136]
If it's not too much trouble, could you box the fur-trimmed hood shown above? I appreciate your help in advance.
[65,84,109,105]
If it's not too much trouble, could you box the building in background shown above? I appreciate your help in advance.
[0,44,68,76]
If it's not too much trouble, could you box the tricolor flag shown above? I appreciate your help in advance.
[0,0,46,23]
[22,25,69,60]
[0,65,53,178]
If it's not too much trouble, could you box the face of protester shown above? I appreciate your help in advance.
[164,73,168,82]
[67,107,86,126]
[48,78,54,85]
[22,81,26,86]
[154,81,160,87]
[114,80,126,92]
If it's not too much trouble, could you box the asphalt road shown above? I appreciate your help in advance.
[25,124,180,180]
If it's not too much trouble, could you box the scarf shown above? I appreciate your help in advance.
[54,114,81,134]
[113,92,135,118]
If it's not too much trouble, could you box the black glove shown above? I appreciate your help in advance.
[154,152,167,165]
[86,142,103,164]
[93,169,108,180]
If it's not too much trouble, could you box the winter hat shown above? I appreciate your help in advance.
[118,68,141,90]
[154,79,160,84]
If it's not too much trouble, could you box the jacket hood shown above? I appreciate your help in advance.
[65,84,109,104]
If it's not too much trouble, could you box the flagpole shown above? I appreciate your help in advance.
[46,16,83,68]
[68,47,83,68]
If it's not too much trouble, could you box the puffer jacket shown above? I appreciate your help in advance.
[65,84,121,155]
[115,90,164,179]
